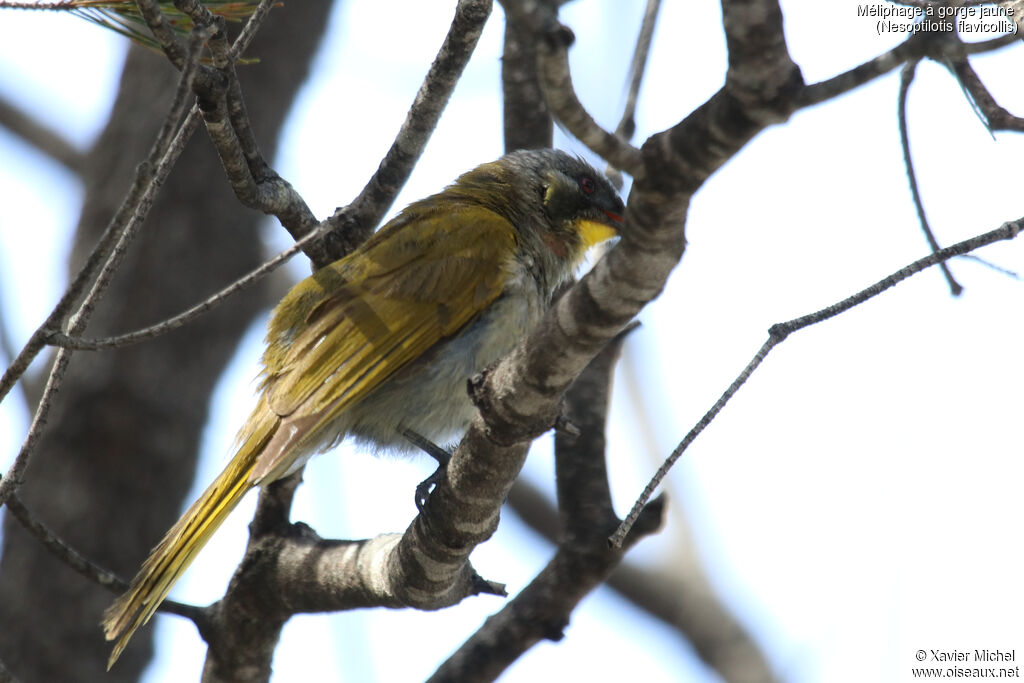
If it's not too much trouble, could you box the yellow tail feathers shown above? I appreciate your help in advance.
[102,453,257,669]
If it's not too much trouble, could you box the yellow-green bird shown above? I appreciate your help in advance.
[102,148,624,666]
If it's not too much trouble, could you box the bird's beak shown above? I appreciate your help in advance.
[577,210,622,249]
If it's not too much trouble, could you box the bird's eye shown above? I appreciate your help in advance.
[579,176,596,195]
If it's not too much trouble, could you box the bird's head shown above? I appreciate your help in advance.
[455,149,625,271]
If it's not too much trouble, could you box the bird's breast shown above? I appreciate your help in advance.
[338,262,548,454]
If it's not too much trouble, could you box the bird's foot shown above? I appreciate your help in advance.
[402,428,452,512]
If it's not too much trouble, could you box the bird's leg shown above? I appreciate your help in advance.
[401,428,452,512]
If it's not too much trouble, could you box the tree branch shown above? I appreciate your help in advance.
[535,22,644,175]
[0,99,202,506]
[501,1,556,151]
[615,0,661,142]
[320,0,494,266]
[135,0,321,259]
[47,224,322,351]
[430,330,664,682]
[948,56,1024,132]
[1,490,203,624]
[613,217,1024,544]
[898,60,962,296]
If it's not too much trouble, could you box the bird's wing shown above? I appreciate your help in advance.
[242,204,517,482]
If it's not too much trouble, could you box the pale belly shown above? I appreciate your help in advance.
[259,265,555,482]
[338,289,540,453]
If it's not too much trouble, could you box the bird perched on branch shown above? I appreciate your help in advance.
[103,148,625,666]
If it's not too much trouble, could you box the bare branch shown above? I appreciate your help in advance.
[0,25,205,408]
[770,220,1021,335]
[501,2,556,151]
[962,32,1020,54]
[4,491,124,592]
[612,218,1024,545]
[501,1,644,173]
[134,0,188,67]
[320,0,494,266]
[605,0,661,189]
[134,0,321,260]
[615,0,661,141]
[898,61,962,296]
[799,34,927,108]
[0,28,209,504]
[431,333,664,682]
[0,112,201,508]
[948,57,1024,132]
[1,489,203,623]
[536,24,644,176]
[958,253,1021,278]
[800,28,1018,109]
[0,37,209,505]
[195,461,510,681]
[230,0,276,60]
[47,226,319,351]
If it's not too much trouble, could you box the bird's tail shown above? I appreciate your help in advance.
[102,438,263,668]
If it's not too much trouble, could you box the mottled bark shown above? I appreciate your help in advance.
[0,3,333,680]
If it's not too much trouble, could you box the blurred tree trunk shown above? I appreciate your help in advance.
[0,3,334,680]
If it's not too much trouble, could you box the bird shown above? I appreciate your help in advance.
[102,148,625,666]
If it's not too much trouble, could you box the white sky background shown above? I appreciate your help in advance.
[1,1,1023,682]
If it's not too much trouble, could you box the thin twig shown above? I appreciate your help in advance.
[66,62,204,336]
[898,61,962,296]
[798,31,934,108]
[0,284,19,387]
[615,0,661,141]
[138,0,321,261]
[0,81,202,509]
[0,25,206,408]
[230,0,276,59]
[948,58,1024,132]
[147,23,211,190]
[957,253,1021,279]
[320,0,495,265]
[2,488,202,621]
[0,112,201,508]
[134,0,188,68]
[500,9,554,151]
[535,22,644,177]
[962,32,1019,55]
[605,0,661,188]
[611,218,1023,546]
[173,0,216,29]
[49,227,320,351]
[799,27,1015,109]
